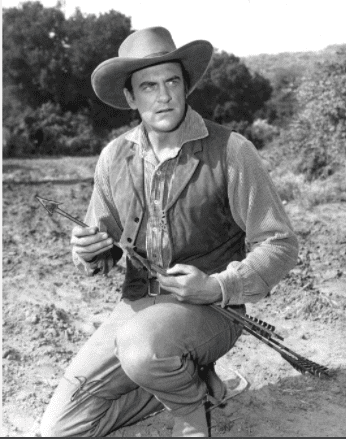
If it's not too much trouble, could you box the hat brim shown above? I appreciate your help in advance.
[91,40,213,110]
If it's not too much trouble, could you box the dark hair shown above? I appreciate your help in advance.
[124,74,133,94]
[124,60,190,96]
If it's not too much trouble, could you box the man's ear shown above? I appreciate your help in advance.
[123,88,137,110]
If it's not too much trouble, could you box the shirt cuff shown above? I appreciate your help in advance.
[211,261,270,306]
[209,274,227,307]
[210,261,244,306]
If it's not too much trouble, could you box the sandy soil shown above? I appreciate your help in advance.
[2,157,346,437]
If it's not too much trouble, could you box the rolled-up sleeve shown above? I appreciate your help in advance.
[212,132,299,305]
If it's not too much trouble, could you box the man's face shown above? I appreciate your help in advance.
[124,62,186,134]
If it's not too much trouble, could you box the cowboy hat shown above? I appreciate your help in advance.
[91,26,213,109]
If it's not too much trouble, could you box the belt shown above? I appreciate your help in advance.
[147,277,171,297]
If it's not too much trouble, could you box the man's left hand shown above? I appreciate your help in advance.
[157,264,222,305]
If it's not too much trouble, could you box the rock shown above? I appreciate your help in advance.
[26,314,39,324]
[3,349,20,360]
[323,269,339,280]
[7,353,20,361]
[3,349,12,358]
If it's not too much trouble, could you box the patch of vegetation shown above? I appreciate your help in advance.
[271,169,346,207]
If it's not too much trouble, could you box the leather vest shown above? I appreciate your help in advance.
[106,120,246,300]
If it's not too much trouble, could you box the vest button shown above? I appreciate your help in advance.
[127,238,132,243]
[134,217,140,223]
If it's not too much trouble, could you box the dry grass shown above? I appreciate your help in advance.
[271,167,346,209]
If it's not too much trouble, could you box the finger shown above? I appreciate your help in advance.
[73,236,113,254]
[72,225,99,238]
[157,274,182,289]
[165,264,192,276]
[157,268,190,285]
[78,242,115,261]
[159,281,188,296]
[71,231,111,247]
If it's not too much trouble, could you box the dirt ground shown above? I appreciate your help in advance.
[2,157,346,437]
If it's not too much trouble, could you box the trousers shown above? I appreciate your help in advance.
[40,294,243,437]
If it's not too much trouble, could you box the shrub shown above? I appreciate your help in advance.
[271,168,346,208]
[271,171,305,202]
[3,102,106,157]
[283,52,346,180]
[105,121,140,144]
[248,119,280,149]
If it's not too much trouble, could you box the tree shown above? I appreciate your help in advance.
[3,1,69,108]
[284,49,346,179]
[188,51,272,126]
[265,66,301,126]
[64,9,132,115]
[3,3,272,155]
[62,8,134,132]
[3,1,135,145]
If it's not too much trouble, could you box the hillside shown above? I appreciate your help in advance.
[242,43,346,82]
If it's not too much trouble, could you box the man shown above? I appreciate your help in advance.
[40,27,298,437]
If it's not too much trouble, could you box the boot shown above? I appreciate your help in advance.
[172,404,208,437]
[199,363,226,404]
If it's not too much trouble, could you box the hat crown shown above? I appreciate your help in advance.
[119,27,177,59]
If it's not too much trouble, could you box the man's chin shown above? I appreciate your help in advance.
[156,115,186,133]
[146,120,181,134]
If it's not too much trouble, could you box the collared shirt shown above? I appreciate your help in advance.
[124,107,208,269]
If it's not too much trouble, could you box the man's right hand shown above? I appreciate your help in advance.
[70,226,114,262]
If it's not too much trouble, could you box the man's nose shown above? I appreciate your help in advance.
[157,84,171,103]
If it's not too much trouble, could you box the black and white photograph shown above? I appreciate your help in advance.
[2,0,346,436]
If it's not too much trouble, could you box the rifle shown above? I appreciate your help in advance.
[36,195,332,379]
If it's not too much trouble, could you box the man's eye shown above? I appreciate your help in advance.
[168,79,179,86]
[143,84,155,91]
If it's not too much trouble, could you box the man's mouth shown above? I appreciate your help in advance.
[156,108,173,114]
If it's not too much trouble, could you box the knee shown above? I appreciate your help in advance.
[117,334,153,384]
[116,321,162,385]
[116,319,182,386]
